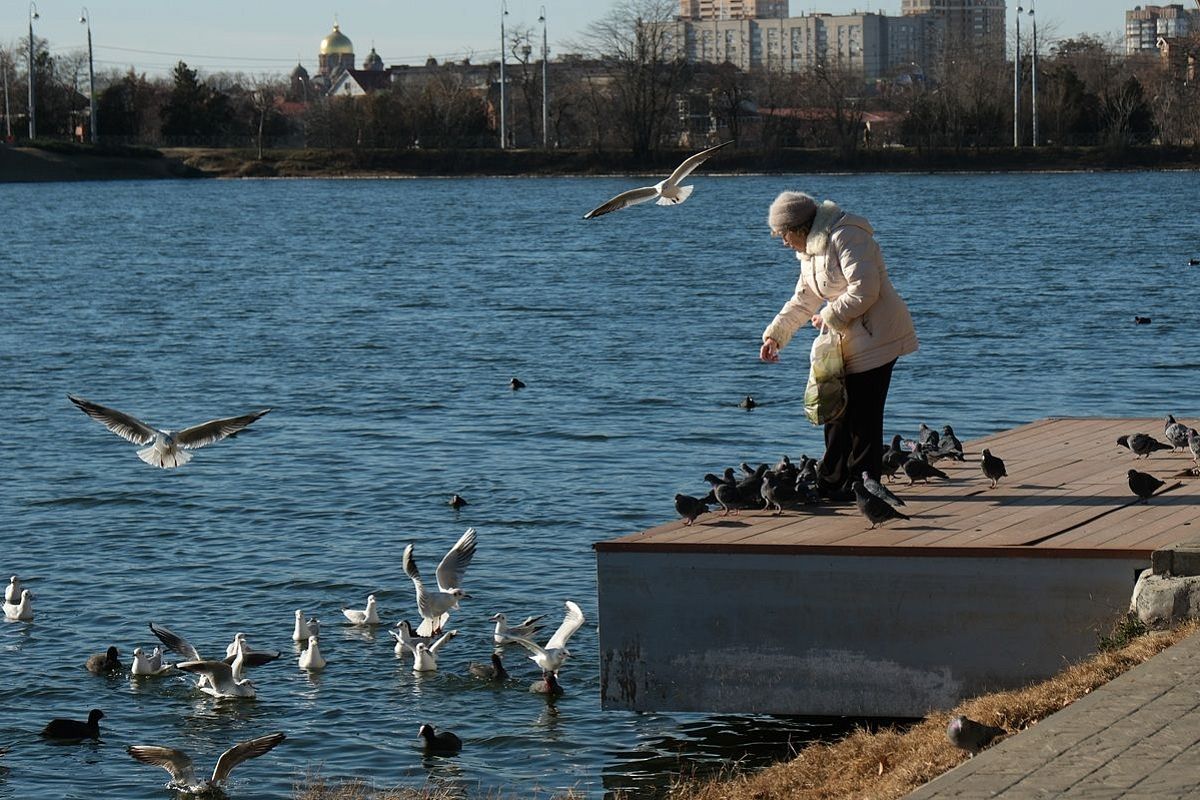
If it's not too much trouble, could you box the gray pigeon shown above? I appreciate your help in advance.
[1117,433,1173,458]
[946,715,1005,755]
[861,471,905,507]
[903,455,949,484]
[1189,429,1200,464]
[702,473,741,516]
[851,481,911,529]
[980,449,1007,489]
[918,422,939,450]
[674,493,709,525]
[1128,469,1164,503]
[1164,415,1190,451]
[760,473,784,515]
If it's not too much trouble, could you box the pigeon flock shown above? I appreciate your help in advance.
[673,413,1198,530]
[2,395,590,794]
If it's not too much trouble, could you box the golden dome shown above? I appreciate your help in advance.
[320,24,354,56]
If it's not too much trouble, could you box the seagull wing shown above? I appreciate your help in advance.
[497,632,549,659]
[176,659,233,680]
[226,650,281,669]
[546,601,585,651]
[211,732,286,784]
[68,395,157,445]
[149,622,201,661]
[664,140,733,186]
[435,528,477,592]
[429,629,457,654]
[582,186,659,219]
[403,544,423,588]
[127,745,195,786]
[175,408,271,450]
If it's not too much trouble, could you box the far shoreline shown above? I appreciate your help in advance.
[1,142,1197,182]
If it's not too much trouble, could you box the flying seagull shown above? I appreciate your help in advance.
[67,394,270,468]
[498,600,585,676]
[404,527,477,636]
[582,141,733,219]
[127,731,286,794]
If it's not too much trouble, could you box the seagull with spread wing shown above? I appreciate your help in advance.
[403,527,477,636]
[67,394,270,468]
[582,141,732,219]
[498,600,585,677]
[127,731,286,794]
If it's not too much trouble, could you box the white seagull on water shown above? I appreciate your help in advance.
[67,394,270,468]
[582,140,732,219]
[403,527,477,636]
[341,594,380,626]
[499,600,585,676]
[127,731,286,794]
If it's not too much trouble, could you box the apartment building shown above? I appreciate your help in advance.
[678,0,787,20]
[900,0,1005,58]
[1126,4,1200,54]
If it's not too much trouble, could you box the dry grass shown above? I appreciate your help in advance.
[671,620,1198,800]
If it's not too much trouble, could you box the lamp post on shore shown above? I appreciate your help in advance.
[538,5,548,148]
[3,60,11,142]
[28,1,39,140]
[499,0,508,149]
[1013,4,1021,148]
[80,6,97,144]
[1029,3,1039,147]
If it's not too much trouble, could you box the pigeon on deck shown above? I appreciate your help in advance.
[582,141,732,219]
[674,493,710,525]
[862,471,905,507]
[981,449,1007,489]
[1128,469,1165,503]
[1164,415,1190,451]
[852,481,912,529]
[946,715,1005,755]
[904,454,949,485]
[1117,433,1173,458]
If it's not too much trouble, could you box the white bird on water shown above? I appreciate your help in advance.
[388,620,435,656]
[131,647,171,676]
[298,637,326,671]
[3,589,34,621]
[499,600,585,676]
[490,612,546,646]
[341,594,380,626]
[67,394,270,469]
[292,610,319,641]
[582,141,732,220]
[176,645,257,699]
[403,527,477,636]
[127,731,286,794]
[400,630,457,673]
[5,575,21,605]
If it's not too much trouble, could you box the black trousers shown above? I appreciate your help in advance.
[817,358,896,490]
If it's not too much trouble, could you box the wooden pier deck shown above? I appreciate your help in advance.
[597,417,1200,558]
[595,418,1200,716]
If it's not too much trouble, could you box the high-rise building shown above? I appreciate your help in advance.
[900,0,1005,59]
[1125,5,1199,54]
[679,0,787,20]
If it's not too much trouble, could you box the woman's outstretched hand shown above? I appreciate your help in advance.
[760,337,780,363]
[810,313,825,330]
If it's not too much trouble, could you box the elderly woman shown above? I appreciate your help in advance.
[760,191,918,501]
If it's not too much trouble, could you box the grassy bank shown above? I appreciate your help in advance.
[166,144,1200,179]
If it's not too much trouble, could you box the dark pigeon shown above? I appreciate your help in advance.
[418,724,462,755]
[760,472,784,515]
[41,709,104,740]
[980,449,1007,489]
[1164,415,1190,451]
[862,471,905,507]
[703,473,742,515]
[918,422,939,450]
[903,455,949,484]
[851,481,911,529]
[85,646,122,675]
[946,715,1005,755]
[1128,469,1164,503]
[734,464,769,507]
[1117,433,1173,458]
[674,493,709,525]
[468,652,508,682]
[1189,429,1200,465]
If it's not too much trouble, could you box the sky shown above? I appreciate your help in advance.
[13,1,1135,79]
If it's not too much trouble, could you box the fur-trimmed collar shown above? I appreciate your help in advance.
[804,200,843,255]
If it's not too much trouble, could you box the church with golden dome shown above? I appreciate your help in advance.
[318,22,355,78]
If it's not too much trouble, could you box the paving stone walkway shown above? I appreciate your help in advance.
[907,631,1200,798]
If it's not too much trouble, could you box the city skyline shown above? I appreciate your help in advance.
[11,1,1134,78]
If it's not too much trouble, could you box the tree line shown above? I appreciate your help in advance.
[0,0,1196,156]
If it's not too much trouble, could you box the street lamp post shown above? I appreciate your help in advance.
[28,2,39,140]
[499,0,508,149]
[1013,4,1021,148]
[1029,3,1039,147]
[538,6,548,149]
[80,7,97,144]
[3,60,11,141]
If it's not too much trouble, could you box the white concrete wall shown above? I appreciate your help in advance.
[597,550,1146,716]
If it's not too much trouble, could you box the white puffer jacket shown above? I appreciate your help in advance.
[762,200,918,374]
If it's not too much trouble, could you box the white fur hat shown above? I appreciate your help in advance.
[767,191,818,232]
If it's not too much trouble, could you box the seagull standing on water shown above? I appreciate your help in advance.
[131,647,171,676]
[127,731,286,794]
[402,630,457,673]
[499,600,585,677]
[5,576,21,605]
[67,394,270,468]
[3,589,34,621]
[341,594,380,626]
[404,528,477,636]
[582,141,732,219]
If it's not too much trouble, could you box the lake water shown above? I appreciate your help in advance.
[1,172,1197,799]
